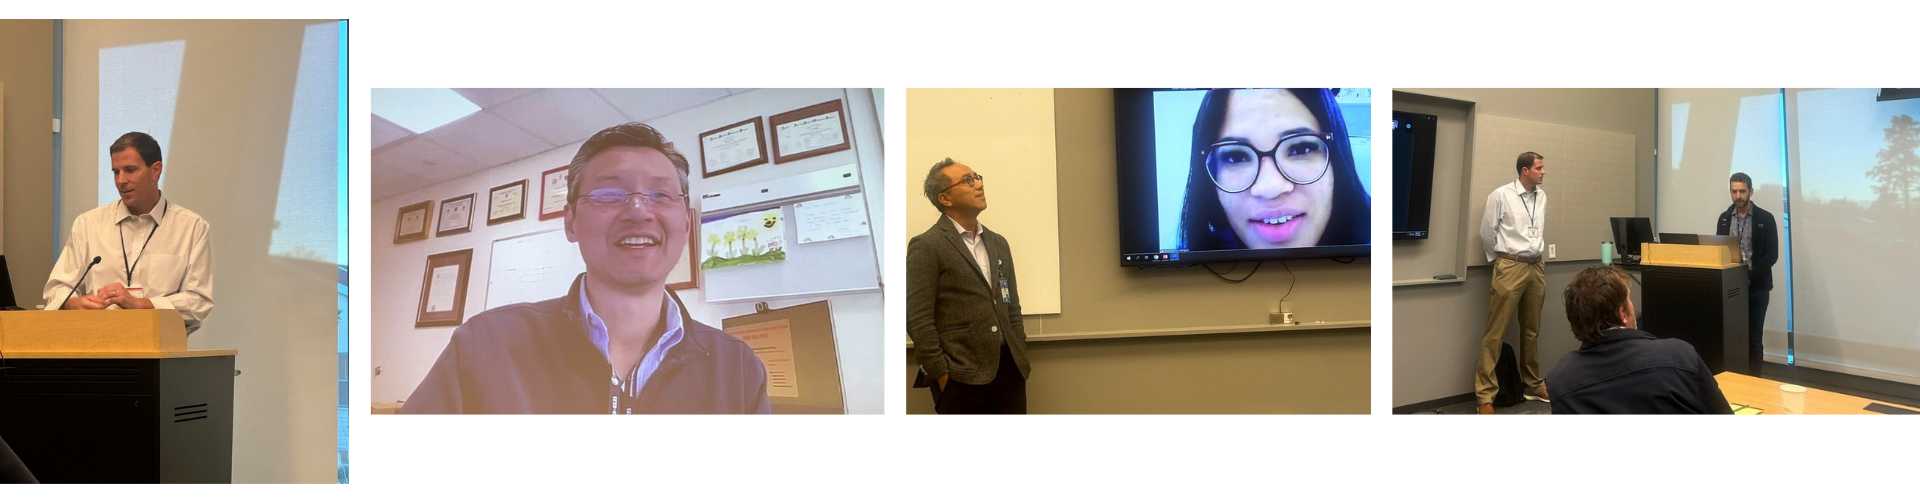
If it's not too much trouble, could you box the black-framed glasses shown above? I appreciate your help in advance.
[1200,132,1333,193]
[940,172,984,193]
[578,188,688,211]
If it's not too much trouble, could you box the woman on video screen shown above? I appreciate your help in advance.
[1180,88,1370,250]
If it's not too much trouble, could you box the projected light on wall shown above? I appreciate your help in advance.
[98,40,185,206]
[269,22,342,264]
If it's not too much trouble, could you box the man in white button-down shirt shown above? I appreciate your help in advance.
[43,132,214,332]
[1473,151,1550,414]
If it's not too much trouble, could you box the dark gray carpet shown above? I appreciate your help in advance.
[1404,398,1553,415]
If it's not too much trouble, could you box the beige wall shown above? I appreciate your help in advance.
[1390,88,1656,408]
[0,20,54,307]
[906,88,1372,414]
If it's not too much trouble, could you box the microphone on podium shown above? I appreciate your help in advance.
[60,256,103,310]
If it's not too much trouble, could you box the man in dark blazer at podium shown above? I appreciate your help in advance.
[1716,172,1778,377]
[908,158,1030,414]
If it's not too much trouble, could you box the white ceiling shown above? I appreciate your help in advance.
[371,88,754,200]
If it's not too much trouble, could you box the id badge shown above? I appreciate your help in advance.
[997,259,1011,303]
[1526,226,1541,239]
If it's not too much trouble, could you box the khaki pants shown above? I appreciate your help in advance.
[1476,258,1546,405]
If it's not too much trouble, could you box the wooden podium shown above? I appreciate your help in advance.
[0,310,236,483]
[1637,243,1751,375]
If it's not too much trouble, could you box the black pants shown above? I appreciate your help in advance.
[1749,287,1769,377]
[931,344,1027,414]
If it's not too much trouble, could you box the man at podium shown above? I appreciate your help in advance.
[41,131,215,332]
[1716,172,1777,376]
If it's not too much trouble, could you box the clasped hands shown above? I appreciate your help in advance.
[64,282,154,310]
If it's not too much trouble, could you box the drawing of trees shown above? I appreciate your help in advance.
[724,230,737,257]
[707,233,721,259]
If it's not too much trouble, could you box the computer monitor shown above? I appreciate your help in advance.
[1610,217,1654,262]
[1696,234,1744,263]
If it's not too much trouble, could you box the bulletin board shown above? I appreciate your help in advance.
[697,164,880,304]
[721,299,844,414]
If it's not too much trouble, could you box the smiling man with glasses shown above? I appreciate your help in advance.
[404,122,771,414]
[908,158,1030,414]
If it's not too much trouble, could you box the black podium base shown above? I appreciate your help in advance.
[0,355,234,483]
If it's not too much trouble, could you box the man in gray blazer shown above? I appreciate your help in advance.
[907,158,1030,414]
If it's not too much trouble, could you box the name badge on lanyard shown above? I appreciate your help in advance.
[997,259,1010,303]
[1521,191,1540,240]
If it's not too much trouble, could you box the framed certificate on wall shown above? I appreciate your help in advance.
[699,116,768,178]
[395,200,433,244]
[540,165,569,220]
[769,100,851,163]
[488,179,528,225]
[437,193,475,236]
[416,249,473,328]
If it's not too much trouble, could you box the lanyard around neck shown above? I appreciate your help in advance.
[121,202,168,285]
[1517,188,1537,226]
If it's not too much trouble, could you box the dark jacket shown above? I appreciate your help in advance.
[906,215,1029,387]
[1716,204,1779,291]
[402,275,771,414]
[1546,328,1733,414]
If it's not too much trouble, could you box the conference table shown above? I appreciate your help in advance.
[1715,372,1920,414]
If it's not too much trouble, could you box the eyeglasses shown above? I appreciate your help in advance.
[578,188,687,211]
[1200,132,1333,193]
[940,172,984,193]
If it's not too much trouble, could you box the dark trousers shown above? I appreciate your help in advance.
[931,344,1027,414]
[1749,287,1769,377]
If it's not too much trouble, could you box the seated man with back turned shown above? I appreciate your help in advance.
[1545,265,1732,414]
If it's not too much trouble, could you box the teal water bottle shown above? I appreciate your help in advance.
[1601,241,1614,265]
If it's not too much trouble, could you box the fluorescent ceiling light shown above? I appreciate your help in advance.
[372,88,481,134]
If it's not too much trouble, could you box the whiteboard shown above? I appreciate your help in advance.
[486,228,586,309]
[700,191,881,304]
[904,88,1061,314]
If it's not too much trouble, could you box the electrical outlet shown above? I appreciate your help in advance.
[1548,244,1557,259]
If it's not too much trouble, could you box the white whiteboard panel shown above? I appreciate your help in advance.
[486,228,586,309]
[700,196,881,304]
[904,88,1062,314]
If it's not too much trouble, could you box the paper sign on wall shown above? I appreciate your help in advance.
[793,192,870,244]
[701,207,786,270]
[726,318,800,398]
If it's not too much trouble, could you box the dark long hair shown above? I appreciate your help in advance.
[1178,88,1370,250]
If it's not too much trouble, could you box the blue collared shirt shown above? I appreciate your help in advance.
[579,282,685,414]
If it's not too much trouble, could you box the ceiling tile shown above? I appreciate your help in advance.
[371,159,433,201]
[420,111,555,173]
[453,88,536,108]
[372,136,483,186]
[371,115,412,150]
[593,88,733,122]
[490,88,632,145]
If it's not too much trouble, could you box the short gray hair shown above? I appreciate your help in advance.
[922,157,958,211]
[566,122,691,207]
